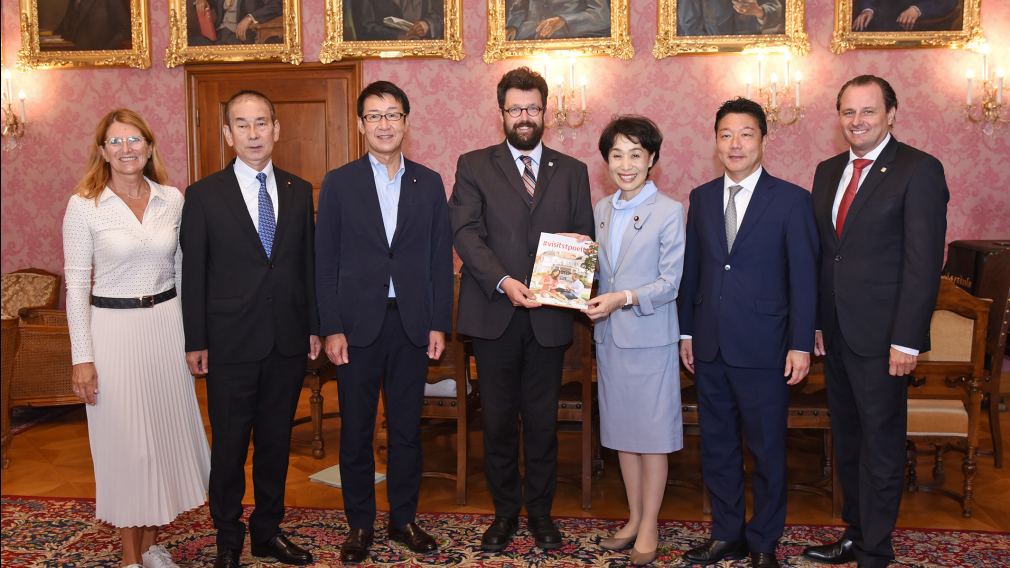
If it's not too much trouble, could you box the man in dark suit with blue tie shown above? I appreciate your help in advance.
[802,75,948,568]
[315,81,453,564]
[182,90,319,568]
[678,98,818,568]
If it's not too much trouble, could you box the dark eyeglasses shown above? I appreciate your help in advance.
[502,105,544,118]
[362,112,407,123]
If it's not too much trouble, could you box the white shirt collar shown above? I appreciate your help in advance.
[848,133,891,163]
[99,176,165,203]
[234,156,274,182]
[724,165,763,194]
[506,140,543,166]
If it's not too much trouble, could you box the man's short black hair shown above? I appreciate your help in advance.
[496,66,549,109]
[714,97,768,137]
[224,90,276,124]
[357,80,411,117]
[836,74,898,112]
[598,115,663,171]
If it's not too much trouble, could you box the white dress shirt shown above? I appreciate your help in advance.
[233,157,279,231]
[723,166,763,234]
[831,133,891,226]
[369,152,406,298]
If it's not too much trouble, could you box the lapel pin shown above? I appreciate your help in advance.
[548,161,554,167]
[413,178,417,183]
[634,215,640,222]
[880,167,887,173]
[600,221,605,228]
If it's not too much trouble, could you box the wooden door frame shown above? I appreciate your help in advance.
[183,61,364,186]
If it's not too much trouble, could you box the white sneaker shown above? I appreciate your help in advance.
[142,545,179,568]
[125,564,144,568]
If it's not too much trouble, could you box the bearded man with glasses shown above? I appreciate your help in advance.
[449,66,594,553]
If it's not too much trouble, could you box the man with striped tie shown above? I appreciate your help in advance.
[181,90,319,568]
[449,67,594,553]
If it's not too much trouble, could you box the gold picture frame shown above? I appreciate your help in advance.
[830,0,982,53]
[319,0,464,62]
[654,0,809,58]
[16,0,151,69]
[164,0,302,68]
[483,0,634,63]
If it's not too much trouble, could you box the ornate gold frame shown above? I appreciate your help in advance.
[653,0,809,58]
[164,0,302,68]
[830,0,982,53]
[16,0,151,69]
[320,0,464,62]
[483,0,633,62]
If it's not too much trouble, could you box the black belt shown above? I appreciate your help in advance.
[91,288,177,309]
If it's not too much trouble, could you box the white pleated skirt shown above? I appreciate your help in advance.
[87,296,210,528]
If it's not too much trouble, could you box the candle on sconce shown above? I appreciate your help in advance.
[757,54,765,88]
[998,69,1005,105]
[568,58,575,90]
[557,82,564,112]
[745,75,753,99]
[795,71,802,107]
[783,52,791,87]
[580,79,586,111]
[981,44,990,82]
[542,60,549,83]
[965,69,974,106]
[17,89,26,122]
[1,68,11,106]
[770,72,778,107]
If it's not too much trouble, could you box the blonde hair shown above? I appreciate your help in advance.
[75,109,168,201]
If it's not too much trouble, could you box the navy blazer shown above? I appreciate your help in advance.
[678,170,818,369]
[315,154,453,348]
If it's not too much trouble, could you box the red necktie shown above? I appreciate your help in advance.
[835,158,873,238]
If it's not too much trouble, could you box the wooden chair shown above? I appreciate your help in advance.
[292,352,339,459]
[981,289,1009,468]
[905,278,991,517]
[556,314,598,511]
[1,317,20,469]
[9,308,77,410]
[252,16,285,44]
[0,268,60,319]
[420,274,478,505]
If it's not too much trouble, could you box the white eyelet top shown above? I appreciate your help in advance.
[62,179,184,364]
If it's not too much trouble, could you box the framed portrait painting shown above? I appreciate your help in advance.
[653,0,809,58]
[164,0,302,67]
[16,0,151,69]
[483,0,634,62]
[830,0,982,53]
[319,0,464,62]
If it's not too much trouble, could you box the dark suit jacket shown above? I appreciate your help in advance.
[57,0,131,50]
[678,170,818,369]
[856,0,958,30]
[348,0,444,40]
[315,155,453,347]
[181,161,319,364]
[449,142,595,347]
[812,137,948,357]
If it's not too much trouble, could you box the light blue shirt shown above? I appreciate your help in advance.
[506,140,543,179]
[608,181,658,271]
[369,152,405,298]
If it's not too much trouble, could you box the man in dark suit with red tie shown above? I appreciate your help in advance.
[315,81,453,564]
[678,98,818,568]
[181,90,319,568]
[449,67,594,552]
[802,75,948,568]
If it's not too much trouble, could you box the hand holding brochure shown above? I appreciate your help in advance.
[530,232,598,310]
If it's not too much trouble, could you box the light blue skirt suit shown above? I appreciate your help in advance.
[594,187,686,453]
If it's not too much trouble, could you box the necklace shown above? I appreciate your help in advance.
[110,181,148,200]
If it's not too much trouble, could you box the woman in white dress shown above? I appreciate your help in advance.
[584,116,685,566]
[63,109,211,568]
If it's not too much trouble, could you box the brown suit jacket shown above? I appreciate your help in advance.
[449,141,594,347]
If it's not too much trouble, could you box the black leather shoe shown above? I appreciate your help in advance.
[683,539,748,565]
[481,516,519,552]
[213,549,241,568]
[528,515,564,550]
[339,528,374,564]
[389,521,438,553]
[751,552,780,568]
[802,538,855,564]
[251,533,313,565]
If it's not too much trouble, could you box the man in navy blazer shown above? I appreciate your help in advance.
[678,98,818,568]
[802,75,948,568]
[315,81,453,564]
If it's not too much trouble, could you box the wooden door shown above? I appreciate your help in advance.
[185,62,362,207]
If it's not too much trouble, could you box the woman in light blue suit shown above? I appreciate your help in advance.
[584,116,685,565]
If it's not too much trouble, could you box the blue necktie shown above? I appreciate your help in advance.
[256,172,276,257]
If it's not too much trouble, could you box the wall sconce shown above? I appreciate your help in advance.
[541,56,589,141]
[743,52,803,131]
[2,67,27,151]
[963,44,1006,136]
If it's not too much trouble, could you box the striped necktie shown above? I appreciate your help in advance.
[520,155,536,205]
[725,184,743,252]
[257,172,276,257]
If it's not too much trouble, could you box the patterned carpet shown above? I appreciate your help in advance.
[2,496,1008,566]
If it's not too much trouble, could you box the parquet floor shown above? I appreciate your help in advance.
[3,378,1008,533]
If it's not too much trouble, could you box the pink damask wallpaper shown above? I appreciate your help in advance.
[2,0,1009,280]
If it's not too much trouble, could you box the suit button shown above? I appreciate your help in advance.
[383,283,389,288]
[389,252,394,259]
[724,264,731,271]
[834,255,842,262]
[529,253,534,258]
[268,263,274,269]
